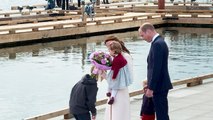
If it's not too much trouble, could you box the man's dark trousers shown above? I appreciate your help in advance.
[153,90,169,120]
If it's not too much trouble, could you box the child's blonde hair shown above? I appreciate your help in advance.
[90,66,104,81]
[90,66,98,80]
[108,41,122,54]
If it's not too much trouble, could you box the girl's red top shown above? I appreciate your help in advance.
[111,53,127,79]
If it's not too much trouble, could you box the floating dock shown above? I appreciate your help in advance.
[0,2,212,47]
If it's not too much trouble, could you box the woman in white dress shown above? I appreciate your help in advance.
[104,36,133,120]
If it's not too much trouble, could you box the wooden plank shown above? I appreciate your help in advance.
[25,109,69,120]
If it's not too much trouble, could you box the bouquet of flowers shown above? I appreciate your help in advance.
[89,51,112,80]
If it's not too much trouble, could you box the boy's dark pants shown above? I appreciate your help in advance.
[140,95,155,120]
[73,113,91,120]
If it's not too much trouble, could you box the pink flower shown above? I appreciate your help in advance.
[105,54,110,58]
[89,51,112,70]
[101,59,106,64]
[94,52,99,56]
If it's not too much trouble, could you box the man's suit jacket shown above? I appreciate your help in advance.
[147,35,173,93]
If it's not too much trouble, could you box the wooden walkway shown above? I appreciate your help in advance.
[92,77,213,120]
[0,2,212,46]
[24,73,213,120]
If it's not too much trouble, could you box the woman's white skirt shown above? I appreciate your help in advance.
[104,87,131,120]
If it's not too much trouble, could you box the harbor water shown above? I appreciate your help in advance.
[0,27,212,119]
[0,0,213,119]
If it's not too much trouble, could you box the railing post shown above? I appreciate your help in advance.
[133,16,138,21]
[187,78,203,87]
[114,18,122,23]
[54,25,63,29]
[172,13,178,18]
[9,29,16,34]
[36,11,41,15]
[96,21,101,25]
[32,28,39,32]
[191,13,198,18]
[161,14,165,18]
[4,14,10,17]
[131,4,136,8]
[147,15,152,19]
[64,113,72,119]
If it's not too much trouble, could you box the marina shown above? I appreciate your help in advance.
[0,0,213,120]
[0,27,212,119]
[0,2,212,46]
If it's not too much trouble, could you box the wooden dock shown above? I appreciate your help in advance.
[1,2,211,120]
[0,27,212,60]
[24,73,213,120]
[0,2,212,47]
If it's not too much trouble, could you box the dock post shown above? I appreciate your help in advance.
[64,113,72,119]
[158,0,165,9]
[9,53,16,59]
[187,78,203,87]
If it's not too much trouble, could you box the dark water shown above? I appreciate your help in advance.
[0,27,212,119]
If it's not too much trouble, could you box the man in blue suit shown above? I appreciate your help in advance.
[138,22,173,120]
